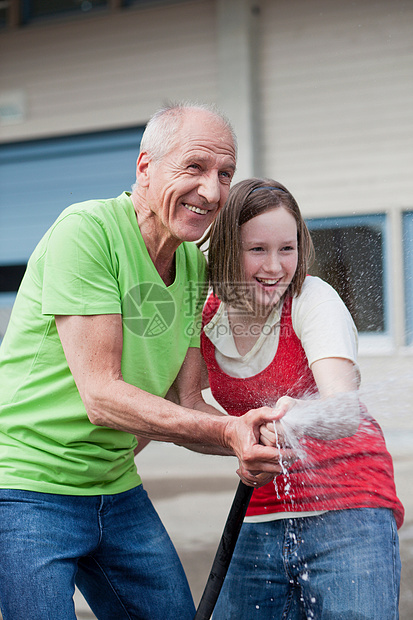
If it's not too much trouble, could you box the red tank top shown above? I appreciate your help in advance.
[201,293,404,528]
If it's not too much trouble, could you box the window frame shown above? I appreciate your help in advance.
[403,211,413,347]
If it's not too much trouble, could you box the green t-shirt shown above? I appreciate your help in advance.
[0,193,207,495]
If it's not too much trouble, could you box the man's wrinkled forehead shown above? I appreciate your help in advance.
[176,109,237,158]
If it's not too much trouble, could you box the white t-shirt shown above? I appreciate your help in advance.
[203,275,359,380]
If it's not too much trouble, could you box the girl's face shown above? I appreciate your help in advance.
[240,206,298,315]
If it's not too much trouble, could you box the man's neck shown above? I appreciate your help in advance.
[131,191,179,286]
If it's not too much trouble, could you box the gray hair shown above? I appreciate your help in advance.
[139,101,237,162]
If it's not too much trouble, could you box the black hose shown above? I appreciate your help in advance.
[194,480,254,620]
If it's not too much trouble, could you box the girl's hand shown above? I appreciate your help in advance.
[259,396,298,447]
[273,395,298,417]
[258,396,303,471]
[260,420,285,446]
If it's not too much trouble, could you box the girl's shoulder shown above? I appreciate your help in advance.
[292,275,354,329]
[292,275,356,337]
[298,275,342,302]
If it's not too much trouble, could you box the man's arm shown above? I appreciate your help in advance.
[134,351,227,457]
[163,347,232,455]
[55,313,285,485]
[160,348,292,485]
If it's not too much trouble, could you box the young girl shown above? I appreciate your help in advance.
[201,178,403,619]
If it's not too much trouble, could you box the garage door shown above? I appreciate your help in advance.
[0,125,144,266]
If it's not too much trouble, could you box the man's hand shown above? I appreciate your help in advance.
[222,406,296,487]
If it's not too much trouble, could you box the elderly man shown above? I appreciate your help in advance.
[0,103,283,619]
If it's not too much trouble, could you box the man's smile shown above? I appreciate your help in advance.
[183,203,209,215]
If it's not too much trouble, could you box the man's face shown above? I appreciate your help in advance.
[140,110,237,243]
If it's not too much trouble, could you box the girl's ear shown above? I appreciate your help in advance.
[136,152,150,188]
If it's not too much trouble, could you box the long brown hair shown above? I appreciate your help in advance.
[207,178,314,306]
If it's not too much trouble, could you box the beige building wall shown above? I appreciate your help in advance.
[257,0,413,351]
[0,0,218,139]
[3,0,411,206]
[0,0,260,180]
[259,0,413,214]
[0,0,412,351]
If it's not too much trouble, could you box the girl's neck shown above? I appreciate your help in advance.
[226,304,274,357]
[227,303,273,327]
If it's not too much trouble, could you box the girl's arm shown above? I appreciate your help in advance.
[261,278,362,445]
[311,357,358,397]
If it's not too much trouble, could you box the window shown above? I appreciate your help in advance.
[1,0,185,28]
[0,264,26,294]
[0,266,26,340]
[306,215,389,336]
[0,2,7,28]
[403,212,413,346]
[20,0,108,24]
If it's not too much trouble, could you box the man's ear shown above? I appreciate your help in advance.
[136,152,151,187]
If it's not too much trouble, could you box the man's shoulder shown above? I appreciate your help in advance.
[57,193,129,223]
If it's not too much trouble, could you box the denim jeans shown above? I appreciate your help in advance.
[213,508,401,620]
[0,485,195,620]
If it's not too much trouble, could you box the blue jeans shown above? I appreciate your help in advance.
[213,508,401,620]
[0,486,195,620]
